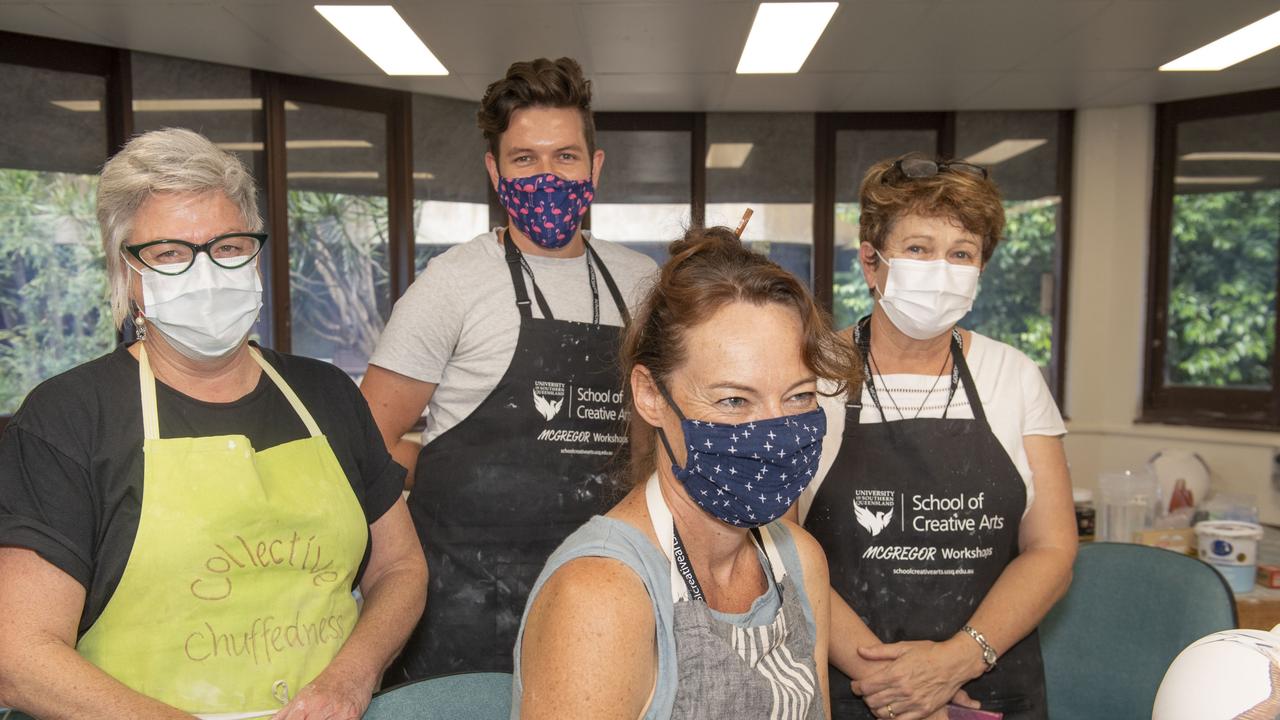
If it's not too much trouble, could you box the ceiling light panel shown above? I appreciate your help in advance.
[736,2,839,74]
[315,5,448,76]
[705,143,755,169]
[964,139,1048,166]
[1159,8,1280,71]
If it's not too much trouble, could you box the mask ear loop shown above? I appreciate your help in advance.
[120,250,148,340]
[652,381,688,468]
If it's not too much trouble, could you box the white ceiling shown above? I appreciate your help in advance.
[1,0,1278,111]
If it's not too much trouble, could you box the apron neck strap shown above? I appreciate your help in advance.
[136,343,323,441]
[138,343,161,441]
[503,229,554,320]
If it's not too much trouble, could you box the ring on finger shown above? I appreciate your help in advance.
[886,703,896,719]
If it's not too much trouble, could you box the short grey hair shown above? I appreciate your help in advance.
[98,127,262,329]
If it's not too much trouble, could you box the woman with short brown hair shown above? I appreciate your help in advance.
[514,226,861,719]
[801,154,1076,720]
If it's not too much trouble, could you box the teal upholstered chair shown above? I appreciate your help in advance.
[1039,542,1237,720]
[363,672,513,720]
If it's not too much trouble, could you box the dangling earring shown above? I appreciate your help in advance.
[129,301,147,340]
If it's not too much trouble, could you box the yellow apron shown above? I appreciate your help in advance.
[77,344,368,719]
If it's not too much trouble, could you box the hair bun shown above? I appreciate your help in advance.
[666,225,743,265]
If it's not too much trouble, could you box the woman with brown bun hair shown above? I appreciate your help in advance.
[799,154,1076,720]
[512,226,861,719]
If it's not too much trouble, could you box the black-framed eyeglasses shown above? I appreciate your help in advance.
[123,232,268,276]
[881,157,989,184]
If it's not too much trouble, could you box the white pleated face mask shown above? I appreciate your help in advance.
[874,250,980,340]
[131,254,263,361]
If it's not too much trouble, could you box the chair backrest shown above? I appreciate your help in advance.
[363,672,513,720]
[1039,542,1237,720]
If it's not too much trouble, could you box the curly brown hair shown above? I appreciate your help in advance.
[618,226,863,486]
[476,57,595,158]
[859,153,1006,264]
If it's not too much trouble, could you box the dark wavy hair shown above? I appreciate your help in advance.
[476,57,595,157]
[618,226,863,486]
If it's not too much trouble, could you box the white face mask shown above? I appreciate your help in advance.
[130,254,263,361]
[874,250,980,340]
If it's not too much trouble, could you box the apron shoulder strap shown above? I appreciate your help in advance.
[249,349,323,438]
[585,241,631,325]
[502,229,554,320]
[137,343,161,441]
[136,345,323,440]
[950,331,990,426]
[753,524,789,585]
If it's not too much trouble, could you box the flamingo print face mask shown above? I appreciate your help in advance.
[497,172,594,249]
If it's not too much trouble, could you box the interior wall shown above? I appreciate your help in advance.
[1063,105,1280,524]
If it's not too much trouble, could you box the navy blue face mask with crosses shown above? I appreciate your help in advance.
[654,384,826,528]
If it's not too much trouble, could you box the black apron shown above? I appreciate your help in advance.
[803,319,1046,720]
[391,232,632,681]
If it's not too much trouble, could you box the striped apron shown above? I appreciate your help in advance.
[645,477,824,720]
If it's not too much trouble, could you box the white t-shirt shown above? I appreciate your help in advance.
[368,229,658,445]
[800,332,1066,522]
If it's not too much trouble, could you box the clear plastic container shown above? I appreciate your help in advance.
[1098,470,1158,543]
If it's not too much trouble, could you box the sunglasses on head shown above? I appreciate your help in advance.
[881,157,988,184]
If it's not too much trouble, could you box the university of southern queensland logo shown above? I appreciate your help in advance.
[853,489,895,536]
[532,380,566,422]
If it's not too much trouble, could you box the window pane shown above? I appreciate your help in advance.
[0,62,113,415]
[286,102,388,380]
[832,128,937,330]
[591,129,691,262]
[956,111,1063,370]
[130,52,273,345]
[412,93,490,274]
[1165,110,1280,389]
[706,113,813,287]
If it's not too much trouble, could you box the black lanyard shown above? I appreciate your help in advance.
[672,525,782,605]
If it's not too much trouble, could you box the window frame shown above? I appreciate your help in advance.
[1142,85,1280,430]
[0,31,133,433]
[258,71,414,355]
[589,112,707,230]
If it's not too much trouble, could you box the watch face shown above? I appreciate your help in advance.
[984,647,997,665]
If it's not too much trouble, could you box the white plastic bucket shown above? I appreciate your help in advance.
[1195,520,1264,593]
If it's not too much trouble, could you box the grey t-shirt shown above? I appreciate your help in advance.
[369,229,658,445]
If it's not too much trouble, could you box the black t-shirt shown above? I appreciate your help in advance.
[0,343,405,634]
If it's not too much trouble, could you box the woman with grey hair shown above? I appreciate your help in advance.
[0,128,426,719]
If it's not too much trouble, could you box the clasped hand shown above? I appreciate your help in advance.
[850,638,983,720]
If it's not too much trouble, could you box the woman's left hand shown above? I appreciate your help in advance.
[850,637,983,720]
[272,661,377,720]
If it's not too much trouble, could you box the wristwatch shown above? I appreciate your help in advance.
[962,625,997,671]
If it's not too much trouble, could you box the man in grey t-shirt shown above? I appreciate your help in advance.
[361,57,657,681]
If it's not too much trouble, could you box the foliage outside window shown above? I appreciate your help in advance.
[0,170,114,414]
[287,189,389,376]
